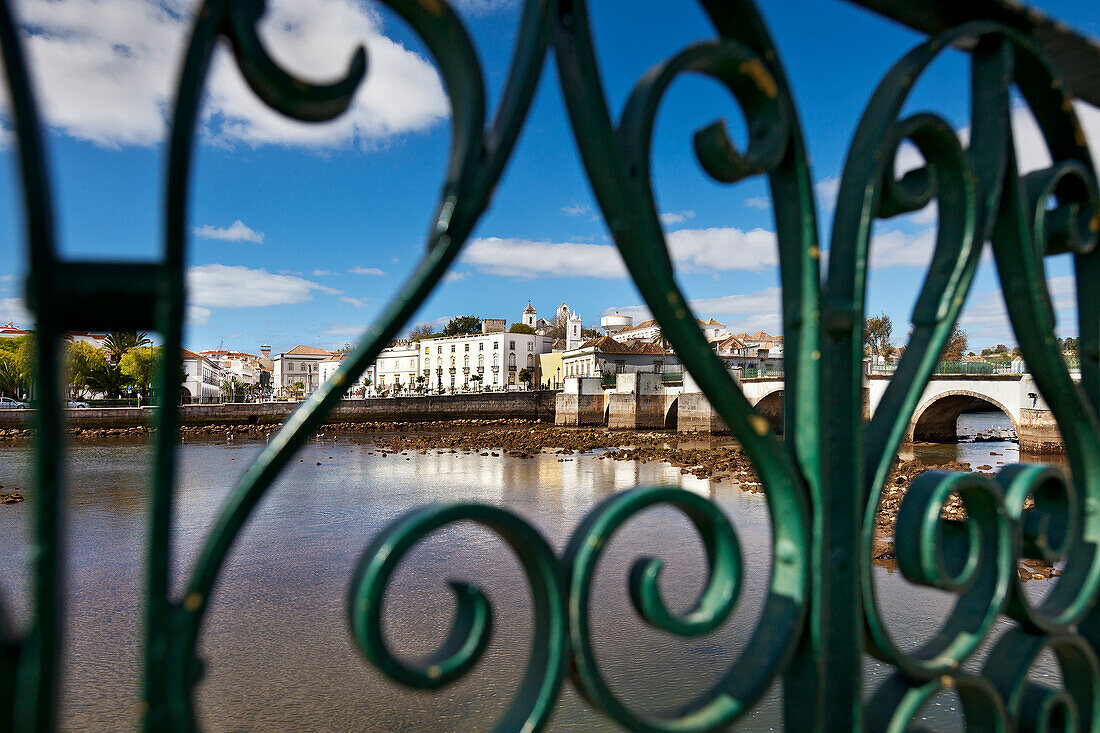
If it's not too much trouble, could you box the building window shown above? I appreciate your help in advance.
[479,343,484,351]
[451,345,455,352]
[288,362,294,371]
[527,342,532,351]
[494,342,499,350]
[509,341,515,350]
[465,344,469,351]
[437,346,441,353]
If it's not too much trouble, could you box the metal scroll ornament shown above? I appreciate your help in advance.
[0,0,1097,730]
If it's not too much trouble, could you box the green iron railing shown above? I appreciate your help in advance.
[1,0,1099,731]
[738,365,785,380]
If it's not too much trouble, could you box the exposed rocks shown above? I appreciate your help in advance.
[0,492,23,504]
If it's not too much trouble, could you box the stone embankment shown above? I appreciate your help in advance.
[0,391,558,431]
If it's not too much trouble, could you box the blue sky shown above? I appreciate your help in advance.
[0,0,1096,354]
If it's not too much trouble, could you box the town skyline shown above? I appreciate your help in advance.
[0,0,1096,355]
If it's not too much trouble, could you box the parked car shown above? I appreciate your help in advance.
[0,397,28,409]
[65,400,89,408]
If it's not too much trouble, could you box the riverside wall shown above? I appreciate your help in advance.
[0,391,558,429]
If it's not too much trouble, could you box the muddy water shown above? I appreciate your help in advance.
[0,417,1067,731]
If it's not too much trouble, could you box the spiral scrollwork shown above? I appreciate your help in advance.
[2,0,1099,728]
[347,503,566,732]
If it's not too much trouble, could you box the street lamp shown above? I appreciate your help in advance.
[555,366,560,389]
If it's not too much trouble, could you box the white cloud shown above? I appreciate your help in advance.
[868,228,936,270]
[341,296,369,307]
[311,269,332,276]
[667,227,778,272]
[193,219,264,243]
[660,210,695,226]
[11,0,448,149]
[814,177,841,211]
[463,237,627,279]
[0,297,30,326]
[320,322,366,339]
[444,270,468,283]
[958,275,1077,346]
[561,203,592,217]
[745,196,769,209]
[603,286,783,337]
[349,266,385,276]
[187,264,338,308]
[464,227,780,279]
[187,305,211,326]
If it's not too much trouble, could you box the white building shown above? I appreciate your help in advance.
[368,341,421,394]
[272,345,334,396]
[200,350,261,386]
[419,326,553,391]
[711,330,784,371]
[561,336,679,379]
[524,302,584,350]
[181,348,223,403]
[69,332,110,351]
[614,317,727,343]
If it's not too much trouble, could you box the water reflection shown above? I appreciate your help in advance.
[0,418,1072,731]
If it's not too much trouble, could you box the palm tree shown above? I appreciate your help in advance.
[103,331,152,364]
[87,361,129,399]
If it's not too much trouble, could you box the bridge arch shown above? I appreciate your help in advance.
[910,390,1017,443]
[752,388,785,436]
[664,396,678,429]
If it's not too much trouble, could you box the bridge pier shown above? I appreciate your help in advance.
[554,377,606,426]
[677,392,727,433]
[1017,407,1064,453]
[607,373,668,430]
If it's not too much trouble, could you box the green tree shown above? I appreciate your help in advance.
[0,352,24,399]
[220,374,245,403]
[941,325,969,362]
[290,380,305,397]
[258,370,271,390]
[518,368,532,386]
[863,314,895,359]
[508,322,536,334]
[88,362,130,399]
[441,315,481,336]
[0,334,32,398]
[67,341,107,398]
[102,331,151,364]
[409,323,435,340]
[120,346,159,401]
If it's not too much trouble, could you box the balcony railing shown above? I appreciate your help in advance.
[2,0,1099,731]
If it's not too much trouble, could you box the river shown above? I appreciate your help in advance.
[0,412,1064,731]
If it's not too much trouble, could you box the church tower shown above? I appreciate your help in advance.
[566,309,583,350]
[523,302,536,328]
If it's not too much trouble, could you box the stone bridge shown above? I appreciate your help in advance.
[556,370,1066,452]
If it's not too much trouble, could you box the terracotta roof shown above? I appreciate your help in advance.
[0,328,29,337]
[701,318,726,326]
[579,336,671,355]
[181,348,201,359]
[285,345,333,356]
[715,335,746,351]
